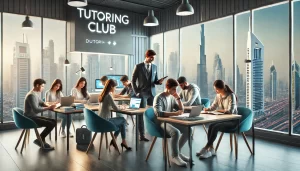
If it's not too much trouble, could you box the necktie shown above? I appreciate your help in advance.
[147,64,150,73]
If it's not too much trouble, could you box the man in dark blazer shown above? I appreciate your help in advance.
[132,49,164,141]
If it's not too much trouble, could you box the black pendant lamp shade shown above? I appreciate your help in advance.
[68,0,88,7]
[176,0,194,16]
[143,10,159,26]
[22,16,33,29]
[64,59,70,66]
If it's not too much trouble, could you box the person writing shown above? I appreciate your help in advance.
[114,75,135,98]
[98,79,132,151]
[71,77,90,103]
[153,78,191,167]
[197,80,238,159]
[132,49,165,141]
[177,76,201,106]
[24,78,57,150]
[45,79,73,138]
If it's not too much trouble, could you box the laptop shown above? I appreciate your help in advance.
[125,97,142,110]
[89,93,100,104]
[170,106,204,121]
[56,97,75,108]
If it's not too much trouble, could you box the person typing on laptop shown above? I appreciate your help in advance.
[114,75,135,98]
[153,78,191,167]
[45,79,73,138]
[197,80,238,159]
[71,77,90,103]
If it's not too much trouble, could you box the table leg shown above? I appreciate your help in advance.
[55,112,57,141]
[164,122,167,171]
[252,122,255,155]
[188,125,193,168]
[67,114,70,152]
[136,115,138,151]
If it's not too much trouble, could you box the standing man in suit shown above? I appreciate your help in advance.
[132,49,165,141]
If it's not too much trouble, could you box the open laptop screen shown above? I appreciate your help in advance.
[129,98,142,109]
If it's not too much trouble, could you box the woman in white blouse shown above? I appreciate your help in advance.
[71,77,90,103]
[45,79,73,138]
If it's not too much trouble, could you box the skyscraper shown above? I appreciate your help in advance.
[84,54,100,92]
[213,54,224,80]
[12,42,31,108]
[246,24,264,115]
[270,63,277,101]
[168,52,179,78]
[292,61,300,110]
[198,24,208,97]
[43,40,57,91]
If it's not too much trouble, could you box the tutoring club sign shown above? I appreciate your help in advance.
[69,5,132,54]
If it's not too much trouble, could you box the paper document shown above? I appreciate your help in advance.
[200,111,225,115]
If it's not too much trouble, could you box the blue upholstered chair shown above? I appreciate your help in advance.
[215,107,254,158]
[13,107,45,153]
[192,98,211,138]
[84,108,120,160]
[144,107,171,167]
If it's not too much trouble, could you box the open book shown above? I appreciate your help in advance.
[200,111,225,115]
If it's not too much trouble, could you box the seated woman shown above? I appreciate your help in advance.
[197,80,238,159]
[98,79,132,151]
[71,77,90,103]
[45,79,73,137]
[153,78,191,167]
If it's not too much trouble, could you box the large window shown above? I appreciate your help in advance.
[150,33,164,93]
[202,17,234,101]
[292,0,300,134]
[253,2,289,132]
[66,53,82,95]
[43,19,66,95]
[164,30,180,80]
[3,13,41,122]
[235,12,250,108]
[180,24,201,90]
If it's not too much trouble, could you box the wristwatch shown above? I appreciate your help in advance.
[176,97,181,101]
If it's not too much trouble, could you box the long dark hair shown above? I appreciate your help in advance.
[98,79,117,102]
[50,79,63,95]
[213,80,237,101]
[75,77,88,98]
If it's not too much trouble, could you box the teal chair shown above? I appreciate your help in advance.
[13,107,45,153]
[84,108,120,160]
[215,107,254,158]
[192,98,211,138]
[144,107,171,167]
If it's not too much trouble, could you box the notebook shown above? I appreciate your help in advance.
[200,111,225,115]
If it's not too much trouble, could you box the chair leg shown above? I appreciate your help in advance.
[230,133,233,151]
[162,139,166,159]
[131,116,135,126]
[27,130,30,145]
[98,133,104,160]
[86,133,97,154]
[34,128,45,149]
[21,130,28,154]
[242,133,253,155]
[234,133,238,159]
[15,129,26,149]
[72,120,76,133]
[59,124,62,136]
[110,132,121,155]
[203,124,208,135]
[105,133,108,150]
[166,140,171,168]
[215,132,224,152]
[145,137,157,162]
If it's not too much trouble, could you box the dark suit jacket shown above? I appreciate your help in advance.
[132,62,160,97]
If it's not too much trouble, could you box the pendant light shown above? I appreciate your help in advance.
[143,10,159,26]
[68,0,88,7]
[64,59,70,66]
[176,0,194,16]
[22,2,33,29]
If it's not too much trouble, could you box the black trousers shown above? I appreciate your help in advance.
[29,116,56,141]
[138,93,154,137]
[206,120,238,147]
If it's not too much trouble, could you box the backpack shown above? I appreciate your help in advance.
[76,125,92,150]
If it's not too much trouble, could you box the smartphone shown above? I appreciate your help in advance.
[162,76,168,79]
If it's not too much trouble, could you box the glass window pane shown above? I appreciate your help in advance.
[235,12,250,108]
[292,0,300,134]
[150,33,164,93]
[3,13,41,122]
[253,2,289,132]
[66,53,82,95]
[164,30,180,80]
[43,19,66,95]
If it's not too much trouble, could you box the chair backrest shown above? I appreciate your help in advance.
[83,108,118,133]
[237,107,253,132]
[12,107,38,129]
[144,107,168,138]
[201,98,210,108]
